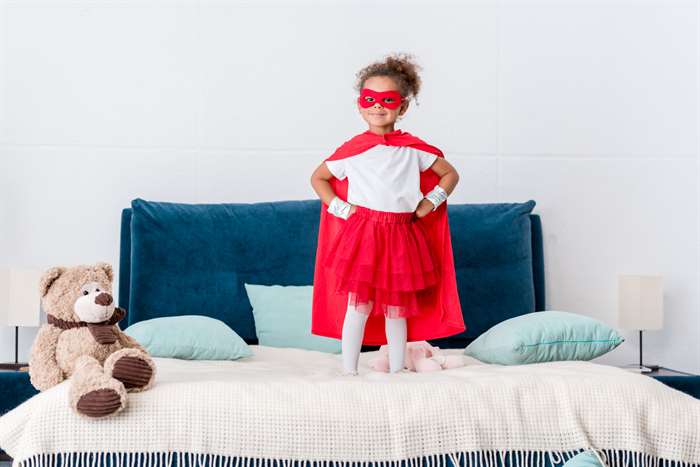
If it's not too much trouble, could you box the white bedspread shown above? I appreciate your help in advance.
[1,346,699,467]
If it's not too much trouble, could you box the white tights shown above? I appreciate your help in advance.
[341,298,407,375]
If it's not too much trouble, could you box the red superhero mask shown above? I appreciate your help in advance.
[357,88,403,110]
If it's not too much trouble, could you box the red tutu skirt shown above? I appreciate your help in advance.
[323,205,439,319]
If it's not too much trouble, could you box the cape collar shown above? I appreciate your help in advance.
[363,128,404,138]
[325,128,443,162]
[47,307,126,345]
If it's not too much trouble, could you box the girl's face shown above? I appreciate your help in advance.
[357,76,409,129]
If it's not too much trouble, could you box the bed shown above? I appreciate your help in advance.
[1,198,699,467]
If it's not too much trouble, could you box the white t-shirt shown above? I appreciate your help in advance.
[325,145,438,213]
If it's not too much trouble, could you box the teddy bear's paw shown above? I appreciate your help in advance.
[69,360,127,418]
[112,356,153,390]
[105,349,155,392]
[76,388,125,418]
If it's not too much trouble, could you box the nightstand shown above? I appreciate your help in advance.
[646,366,700,399]
[0,363,29,371]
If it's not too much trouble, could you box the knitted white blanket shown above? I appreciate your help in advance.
[1,346,699,467]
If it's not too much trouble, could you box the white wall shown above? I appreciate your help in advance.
[1,0,698,373]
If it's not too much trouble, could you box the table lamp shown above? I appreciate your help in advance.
[617,273,664,373]
[0,268,42,370]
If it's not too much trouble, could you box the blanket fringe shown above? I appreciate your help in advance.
[12,449,700,467]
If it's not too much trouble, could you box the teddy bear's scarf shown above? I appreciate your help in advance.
[46,307,126,345]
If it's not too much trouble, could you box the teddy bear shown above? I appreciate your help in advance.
[29,262,156,418]
[369,340,465,372]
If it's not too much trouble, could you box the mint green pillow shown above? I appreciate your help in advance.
[244,283,341,354]
[562,451,604,467]
[124,315,253,360]
[464,310,624,365]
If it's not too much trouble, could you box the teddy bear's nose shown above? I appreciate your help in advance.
[95,292,113,306]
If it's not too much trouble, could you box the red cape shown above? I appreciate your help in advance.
[311,129,466,345]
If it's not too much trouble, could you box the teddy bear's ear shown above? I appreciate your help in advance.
[95,262,113,282]
[39,267,66,297]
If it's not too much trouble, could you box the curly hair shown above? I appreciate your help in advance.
[354,52,423,104]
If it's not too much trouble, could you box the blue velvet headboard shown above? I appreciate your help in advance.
[119,199,544,348]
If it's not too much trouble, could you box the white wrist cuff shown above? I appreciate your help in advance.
[424,185,448,211]
[327,196,352,220]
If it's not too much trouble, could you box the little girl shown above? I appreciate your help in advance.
[310,53,466,375]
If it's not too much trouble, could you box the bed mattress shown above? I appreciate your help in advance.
[1,346,699,467]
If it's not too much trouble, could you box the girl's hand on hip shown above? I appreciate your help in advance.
[415,199,435,219]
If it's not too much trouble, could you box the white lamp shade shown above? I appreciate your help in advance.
[617,274,664,331]
[0,268,42,327]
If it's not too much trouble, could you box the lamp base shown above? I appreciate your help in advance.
[0,363,29,371]
[622,363,660,373]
